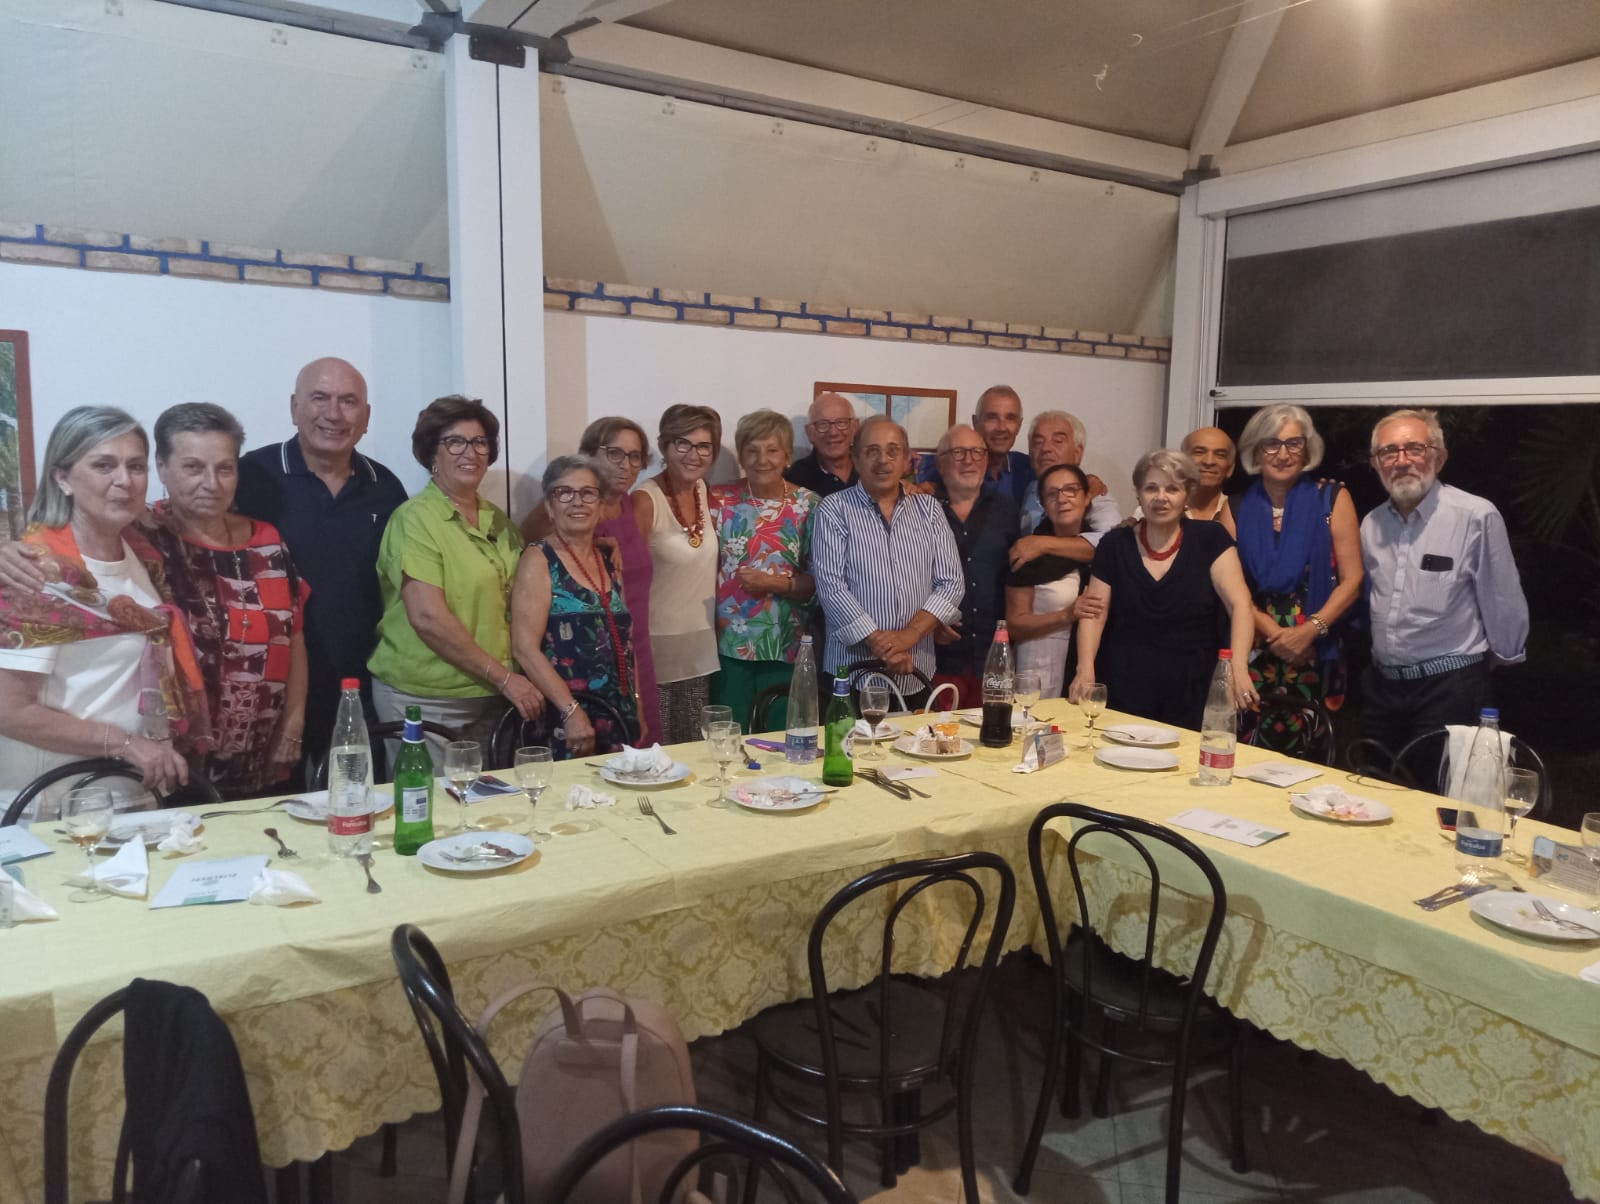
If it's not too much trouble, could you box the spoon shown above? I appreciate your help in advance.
[355,852,382,893]
[263,827,299,859]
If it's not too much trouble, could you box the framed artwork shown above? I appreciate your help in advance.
[814,382,958,453]
[0,331,34,538]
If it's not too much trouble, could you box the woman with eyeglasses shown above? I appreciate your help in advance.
[1221,404,1363,728]
[1005,463,1104,699]
[512,455,639,758]
[369,396,539,749]
[633,404,722,744]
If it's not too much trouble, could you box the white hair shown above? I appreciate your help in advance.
[1371,408,1446,453]
[1237,404,1325,474]
[1028,410,1086,451]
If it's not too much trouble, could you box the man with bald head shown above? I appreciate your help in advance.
[786,391,859,497]
[235,357,408,772]
[812,416,963,703]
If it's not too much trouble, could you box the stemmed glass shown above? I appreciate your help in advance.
[858,683,890,763]
[514,746,554,840]
[1501,767,1541,863]
[62,787,115,903]
[1580,813,1600,869]
[700,705,733,741]
[138,688,171,742]
[1014,671,1042,732]
[1081,683,1108,747]
[706,720,742,803]
[443,740,483,833]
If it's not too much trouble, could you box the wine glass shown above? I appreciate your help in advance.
[858,683,890,763]
[1501,767,1541,863]
[62,787,115,903]
[700,705,733,741]
[1081,683,1108,747]
[1014,671,1042,731]
[443,740,483,833]
[137,688,171,742]
[707,720,742,799]
[514,746,554,840]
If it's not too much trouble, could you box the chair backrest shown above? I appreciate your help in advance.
[308,719,463,788]
[546,1105,857,1204]
[390,923,525,1203]
[1246,691,1336,765]
[1394,726,1552,817]
[843,659,933,713]
[1029,802,1227,1033]
[748,683,791,735]
[3,759,220,827]
[487,691,638,768]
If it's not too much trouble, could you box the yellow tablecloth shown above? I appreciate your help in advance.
[2,707,1597,1203]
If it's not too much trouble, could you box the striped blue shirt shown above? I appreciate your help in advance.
[812,483,964,690]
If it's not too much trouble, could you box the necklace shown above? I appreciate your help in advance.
[553,532,631,699]
[1137,519,1183,562]
[663,479,707,547]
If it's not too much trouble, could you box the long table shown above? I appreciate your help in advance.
[3,707,1598,1203]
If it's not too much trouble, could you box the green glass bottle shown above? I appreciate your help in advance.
[822,669,855,787]
[392,705,435,856]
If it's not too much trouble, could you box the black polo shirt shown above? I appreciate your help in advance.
[935,489,1019,678]
[785,450,857,497]
[235,437,409,754]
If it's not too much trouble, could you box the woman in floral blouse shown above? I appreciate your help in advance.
[708,409,817,728]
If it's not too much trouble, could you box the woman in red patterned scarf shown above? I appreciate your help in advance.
[0,406,206,819]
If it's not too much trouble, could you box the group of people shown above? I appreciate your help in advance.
[0,359,1530,816]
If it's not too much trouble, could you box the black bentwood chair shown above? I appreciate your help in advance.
[547,1105,857,1204]
[843,659,934,715]
[3,758,220,827]
[749,852,1016,1204]
[1015,803,1246,1204]
[749,683,792,735]
[1342,728,1553,819]
[487,690,638,769]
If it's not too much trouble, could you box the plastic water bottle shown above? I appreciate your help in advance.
[1455,708,1506,871]
[786,635,820,763]
[1197,650,1238,786]
[327,677,374,857]
[979,621,1015,749]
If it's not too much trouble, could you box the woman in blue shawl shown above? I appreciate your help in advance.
[1221,405,1364,723]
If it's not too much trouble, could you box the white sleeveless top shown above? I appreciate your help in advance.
[638,476,719,683]
[1015,570,1083,701]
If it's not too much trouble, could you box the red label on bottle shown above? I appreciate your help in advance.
[1198,748,1235,770]
[329,812,372,836]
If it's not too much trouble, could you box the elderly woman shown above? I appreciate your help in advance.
[1070,449,1255,728]
[512,455,640,758]
[708,410,817,725]
[1006,463,1103,700]
[1220,404,1363,718]
[368,396,540,749]
[0,407,196,816]
[634,404,722,744]
[148,403,309,797]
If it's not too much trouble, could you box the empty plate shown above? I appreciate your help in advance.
[1470,891,1600,942]
[1094,746,1180,771]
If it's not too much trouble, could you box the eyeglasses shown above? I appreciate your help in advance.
[940,447,986,463]
[548,485,601,505]
[599,444,645,468]
[671,438,716,459]
[440,435,491,455]
[809,418,856,435]
[1044,485,1085,502]
[1261,436,1307,457]
[1374,441,1436,465]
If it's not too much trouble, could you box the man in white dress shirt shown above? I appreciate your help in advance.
[1011,410,1122,567]
[1359,408,1528,754]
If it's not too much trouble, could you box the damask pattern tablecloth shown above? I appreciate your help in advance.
[2,709,1596,1203]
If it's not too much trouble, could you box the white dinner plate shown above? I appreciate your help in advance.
[1094,746,1180,771]
[103,811,200,848]
[283,788,391,823]
[955,707,1027,729]
[731,776,827,813]
[1101,723,1182,747]
[854,722,903,743]
[1289,793,1393,824]
[418,831,536,873]
[1470,891,1600,942]
[892,734,974,761]
[598,761,692,788]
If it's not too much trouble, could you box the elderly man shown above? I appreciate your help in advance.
[918,384,1034,504]
[1360,408,1528,754]
[1180,426,1236,522]
[928,425,1019,706]
[1012,410,1123,565]
[235,358,408,771]
[786,391,859,497]
[812,416,964,705]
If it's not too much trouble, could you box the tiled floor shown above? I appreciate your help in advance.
[332,954,1582,1203]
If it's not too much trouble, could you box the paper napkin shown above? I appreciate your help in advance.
[1236,761,1323,788]
[606,744,672,776]
[150,855,270,908]
[1580,960,1600,986]
[0,873,58,922]
[66,837,149,898]
[566,784,616,810]
[248,867,320,906]
[156,812,205,855]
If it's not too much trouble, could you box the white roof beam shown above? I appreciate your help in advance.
[1187,0,1284,170]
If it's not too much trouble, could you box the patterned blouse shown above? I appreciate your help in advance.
[708,482,816,664]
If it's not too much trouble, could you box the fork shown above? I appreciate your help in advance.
[355,852,382,894]
[198,799,291,820]
[638,797,676,835]
[1529,897,1600,937]
[263,827,299,859]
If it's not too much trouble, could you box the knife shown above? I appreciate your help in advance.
[860,769,912,799]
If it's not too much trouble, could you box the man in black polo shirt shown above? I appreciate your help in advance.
[785,391,859,497]
[234,358,408,773]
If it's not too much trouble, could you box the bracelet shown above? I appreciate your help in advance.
[499,665,513,690]
[1308,614,1330,637]
[559,699,580,721]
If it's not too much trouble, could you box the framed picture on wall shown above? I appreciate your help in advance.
[0,331,35,538]
[814,382,958,453]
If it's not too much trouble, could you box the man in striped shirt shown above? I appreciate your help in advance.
[813,416,965,705]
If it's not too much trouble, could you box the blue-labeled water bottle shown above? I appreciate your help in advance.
[786,635,820,763]
[1454,708,1506,871]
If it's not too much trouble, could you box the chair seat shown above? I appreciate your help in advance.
[1063,933,1202,1029]
[752,978,950,1087]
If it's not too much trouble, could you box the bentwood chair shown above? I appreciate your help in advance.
[1396,727,1553,818]
[3,758,220,827]
[1015,803,1246,1204]
[548,1106,856,1204]
[843,659,934,714]
[749,852,1016,1204]
[749,683,792,735]
[487,691,637,768]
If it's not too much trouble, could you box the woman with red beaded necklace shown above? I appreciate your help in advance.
[512,456,639,759]
[632,404,722,745]
[1069,449,1256,729]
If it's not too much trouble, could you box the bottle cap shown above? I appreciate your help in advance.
[800,635,812,644]
[405,704,422,721]
[1217,649,1233,661]
[341,677,360,689]
[1480,707,1499,720]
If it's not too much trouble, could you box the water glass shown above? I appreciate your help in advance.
[1581,813,1600,868]
[514,746,554,840]
[443,740,483,833]
[1502,767,1540,862]
[63,787,115,903]
[700,705,733,741]
[138,688,171,742]
[1014,671,1042,730]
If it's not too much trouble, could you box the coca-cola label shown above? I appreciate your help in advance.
[329,811,372,836]
[1198,747,1235,770]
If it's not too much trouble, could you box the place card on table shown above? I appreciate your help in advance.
[1235,761,1323,788]
[0,825,53,866]
[1013,729,1068,774]
[150,855,270,909]
[1530,836,1600,896]
[1169,808,1289,848]
[883,766,937,782]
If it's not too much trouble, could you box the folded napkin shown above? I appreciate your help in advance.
[155,812,204,855]
[1445,725,1513,798]
[1581,960,1600,986]
[850,719,894,740]
[248,867,319,906]
[607,744,673,776]
[0,874,58,922]
[66,837,148,898]
[566,784,616,810]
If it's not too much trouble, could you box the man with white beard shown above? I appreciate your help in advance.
[1359,408,1527,752]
